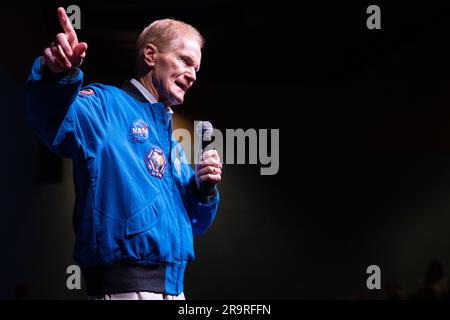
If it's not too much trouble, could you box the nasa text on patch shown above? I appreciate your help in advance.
[129,119,149,143]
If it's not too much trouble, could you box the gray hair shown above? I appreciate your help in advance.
[135,18,204,74]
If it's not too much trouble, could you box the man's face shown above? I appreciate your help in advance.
[152,35,201,107]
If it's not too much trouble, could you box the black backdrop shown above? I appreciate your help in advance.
[1,0,450,299]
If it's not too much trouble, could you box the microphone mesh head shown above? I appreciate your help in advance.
[196,121,213,143]
[196,121,213,133]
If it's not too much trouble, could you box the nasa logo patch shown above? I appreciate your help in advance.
[129,119,149,143]
[79,88,95,95]
[144,147,167,179]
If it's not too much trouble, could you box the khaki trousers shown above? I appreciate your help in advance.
[91,292,185,300]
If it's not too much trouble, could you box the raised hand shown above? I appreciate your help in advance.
[43,7,88,74]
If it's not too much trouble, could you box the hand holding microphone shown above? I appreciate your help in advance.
[195,121,222,200]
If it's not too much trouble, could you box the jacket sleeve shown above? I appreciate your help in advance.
[175,142,220,236]
[24,56,108,159]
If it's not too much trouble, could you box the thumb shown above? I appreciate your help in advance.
[73,42,88,58]
[72,42,88,66]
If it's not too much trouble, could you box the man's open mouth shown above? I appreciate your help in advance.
[175,81,188,92]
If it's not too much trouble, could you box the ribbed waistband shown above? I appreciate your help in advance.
[83,262,187,296]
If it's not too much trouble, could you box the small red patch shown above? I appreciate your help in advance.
[79,88,95,95]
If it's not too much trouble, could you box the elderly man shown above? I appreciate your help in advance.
[25,8,222,300]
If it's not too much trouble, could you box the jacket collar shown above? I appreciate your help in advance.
[122,79,174,121]
[121,79,149,103]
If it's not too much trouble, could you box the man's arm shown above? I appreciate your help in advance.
[24,58,84,157]
[24,7,89,157]
[177,145,222,235]
[185,174,220,236]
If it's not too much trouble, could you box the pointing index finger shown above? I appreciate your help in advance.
[57,7,78,44]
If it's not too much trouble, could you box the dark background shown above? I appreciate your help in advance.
[1,0,450,299]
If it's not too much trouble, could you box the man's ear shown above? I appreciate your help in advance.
[143,43,158,67]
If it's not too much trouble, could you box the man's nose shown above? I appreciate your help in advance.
[186,67,197,82]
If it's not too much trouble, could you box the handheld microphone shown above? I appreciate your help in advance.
[195,121,215,197]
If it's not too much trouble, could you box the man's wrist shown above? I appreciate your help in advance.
[190,177,217,203]
[201,188,217,203]
[40,56,80,80]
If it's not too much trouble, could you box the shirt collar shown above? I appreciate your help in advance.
[130,78,173,120]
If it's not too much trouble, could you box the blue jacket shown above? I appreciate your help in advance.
[24,57,220,295]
